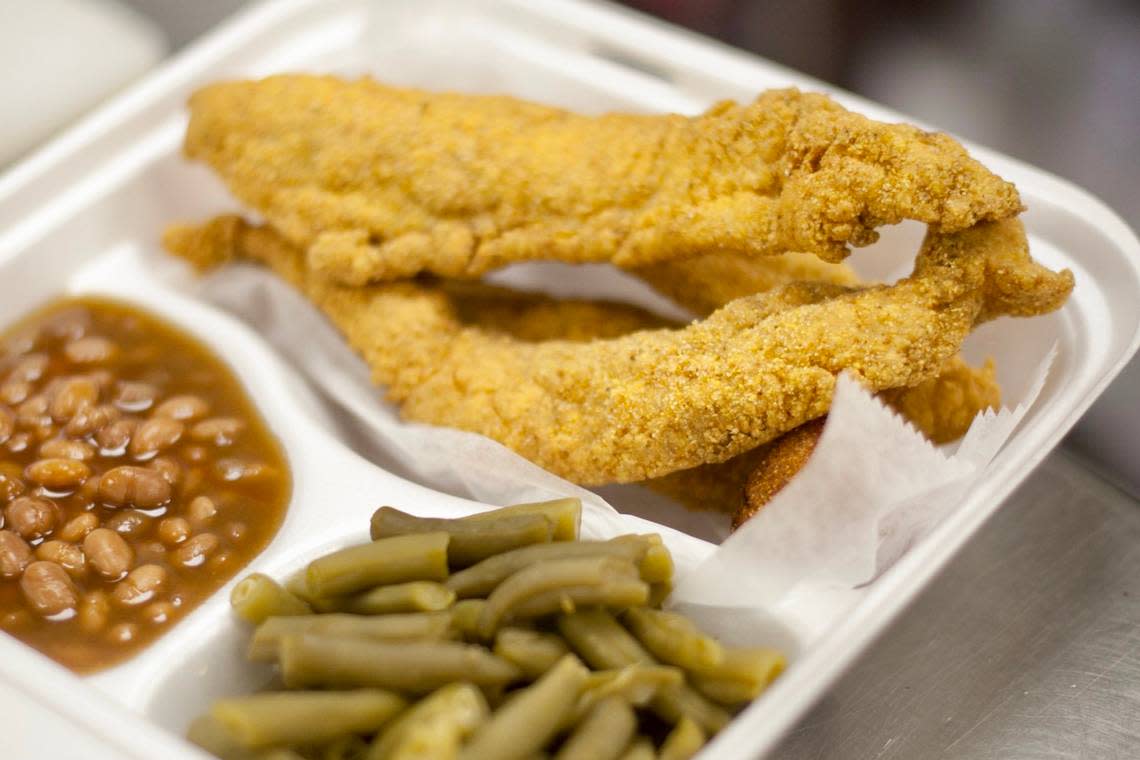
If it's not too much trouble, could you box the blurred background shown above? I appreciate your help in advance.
[2,0,1138,493]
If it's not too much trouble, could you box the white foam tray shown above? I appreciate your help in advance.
[1,1,1138,758]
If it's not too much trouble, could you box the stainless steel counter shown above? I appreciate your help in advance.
[773,449,1140,759]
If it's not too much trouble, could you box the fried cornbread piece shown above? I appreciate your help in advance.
[164,216,1069,485]
[734,418,828,529]
[181,76,1023,283]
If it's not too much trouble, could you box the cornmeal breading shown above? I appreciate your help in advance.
[182,77,1024,284]
[164,216,1069,486]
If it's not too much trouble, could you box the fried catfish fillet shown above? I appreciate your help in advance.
[181,76,1023,283]
[164,216,1069,486]
[650,350,1004,519]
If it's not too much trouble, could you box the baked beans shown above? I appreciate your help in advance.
[0,297,289,672]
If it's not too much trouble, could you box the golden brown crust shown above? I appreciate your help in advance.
[440,281,676,341]
[880,355,1001,443]
[182,77,1023,283]
[632,251,860,317]
[164,216,1068,486]
[734,417,828,529]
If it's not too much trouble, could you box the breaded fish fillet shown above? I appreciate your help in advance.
[164,216,1070,485]
[647,351,1002,519]
[182,76,1023,283]
[880,355,1001,444]
[437,274,999,518]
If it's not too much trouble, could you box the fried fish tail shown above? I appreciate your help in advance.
[182,77,1023,283]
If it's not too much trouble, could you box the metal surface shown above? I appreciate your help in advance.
[774,448,1140,759]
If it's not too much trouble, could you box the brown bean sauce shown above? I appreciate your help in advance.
[0,297,290,672]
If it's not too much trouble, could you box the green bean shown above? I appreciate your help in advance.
[621,608,724,671]
[230,573,313,624]
[284,570,318,604]
[616,738,656,760]
[648,581,673,608]
[320,581,457,615]
[557,610,649,670]
[689,647,786,705]
[638,545,674,585]
[478,557,640,638]
[554,696,636,760]
[508,579,650,620]
[366,683,488,760]
[446,536,658,599]
[279,634,520,693]
[306,533,449,598]
[553,664,683,734]
[248,613,455,661]
[557,610,729,734]
[450,599,487,641]
[462,498,581,541]
[370,507,553,568]
[578,665,684,712]
[658,716,706,760]
[187,714,256,760]
[321,735,368,760]
[210,690,406,749]
[651,683,730,734]
[493,628,570,679]
[458,654,590,760]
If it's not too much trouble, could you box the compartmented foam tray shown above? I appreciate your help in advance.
[1,1,1138,758]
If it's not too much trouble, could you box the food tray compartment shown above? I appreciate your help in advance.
[1,1,1137,758]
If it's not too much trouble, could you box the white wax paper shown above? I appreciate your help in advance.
[193,261,1054,624]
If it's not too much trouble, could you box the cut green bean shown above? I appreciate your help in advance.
[509,579,650,620]
[557,610,650,670]
[230,573,313,624]
[658,716,706,760]
[616,738,656,760]
[446,536,658,599]
[284,570,318,604]
[306,533,450,598]
[279,634,520,693]
[638,545,674,585]
[461,499,581,542]
[493,628,570,679]
[366,682,488,760]
[648,581,673,608]
[557,610,729,734]
[478,557,639,638]
[261,751,307,760]
[210,690,406,749]
[320,581,457,616]
[689,647,786,705]
[187,714,256,760]
[579,665,684,713]
[370,507,554,567]
[248,613,455,661]
[458,654,590,760]
[450,599,487,641]
[652,683,730,734]
[554,696,636,760]
[621,607,724,671]
[321,735,368,760]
